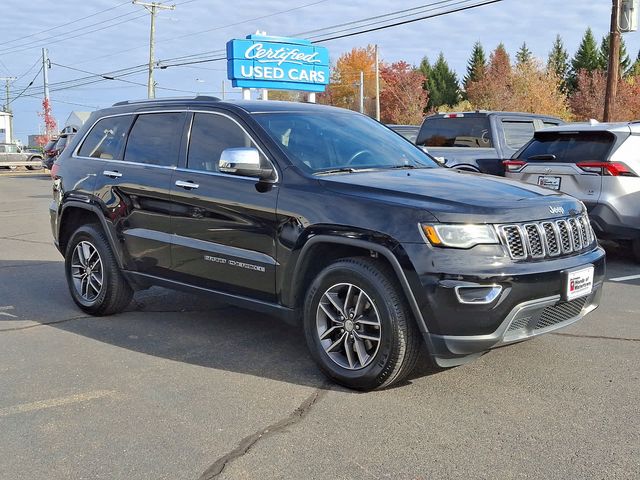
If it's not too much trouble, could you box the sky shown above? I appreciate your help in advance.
[0,0,635,143]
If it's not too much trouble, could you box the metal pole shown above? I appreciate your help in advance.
[359,71,364,114]
[133,1,175,99]
[42,48,50,102]
[242,88,251,100]
[375,45,380,121]
[604,0,621,122]
[221,80,225,100]
[308,92,316,103]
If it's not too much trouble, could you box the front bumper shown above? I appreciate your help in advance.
[428,284,602,366]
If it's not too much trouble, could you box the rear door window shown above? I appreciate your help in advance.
[502,120,535,149]
[124,112,185,167]
[78,115,133,160]
[417,116,493,148]
[519,131,615,163]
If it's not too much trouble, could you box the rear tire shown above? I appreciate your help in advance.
[303,257,421,391]
[65,224,133,316]
[26,157,43,170]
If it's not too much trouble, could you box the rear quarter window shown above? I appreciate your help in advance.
[519,131,615,163]
[78,115,134,160]
[502,120,535,149]
[417,116,493,148]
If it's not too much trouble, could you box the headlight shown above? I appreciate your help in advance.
[421,223,499,249]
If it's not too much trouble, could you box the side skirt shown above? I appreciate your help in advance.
[124,271,298,325]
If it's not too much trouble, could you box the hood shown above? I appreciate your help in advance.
[319,168,584,223]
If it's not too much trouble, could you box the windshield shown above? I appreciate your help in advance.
[253,112,438,173]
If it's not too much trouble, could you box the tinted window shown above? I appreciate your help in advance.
[124,112,185,167]
[55,136,68,151]
[254,112,438,173]
[502,120,535,149]
[44,140,57,151]
[78,115,133,159]
[519,131,614,163]
[418,116,493,148]
[187,113,263,172]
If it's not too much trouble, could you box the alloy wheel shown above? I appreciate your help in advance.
[70,241,104,302]
[316,282,382,370]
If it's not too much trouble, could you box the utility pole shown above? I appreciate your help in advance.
[374,45,380,121]
[604,0,621,122]
[42,48,50,101]
[359,71,364,114]
[133,1,176,99]
[0,76,17,143]
[41,48,57,139]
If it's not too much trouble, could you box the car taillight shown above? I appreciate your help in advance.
[503,160,526,173]
[50,162,60,179]
[576,161,638,177]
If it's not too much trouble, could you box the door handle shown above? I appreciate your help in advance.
[175,180,199,190]
[103,170,122,178]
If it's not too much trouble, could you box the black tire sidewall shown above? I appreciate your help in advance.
[64,226,115,313]
[303,260,404,390]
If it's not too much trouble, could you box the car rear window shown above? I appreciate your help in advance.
[417,116,493,148]
[502,120,535,149]
[519,131,615,163]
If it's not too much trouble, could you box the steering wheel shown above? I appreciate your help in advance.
[346,149,375,166]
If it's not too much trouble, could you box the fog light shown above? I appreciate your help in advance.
[454,285,502,304]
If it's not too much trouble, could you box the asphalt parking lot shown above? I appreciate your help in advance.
[0,172,638,480]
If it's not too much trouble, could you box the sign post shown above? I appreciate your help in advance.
[227,34,330,101]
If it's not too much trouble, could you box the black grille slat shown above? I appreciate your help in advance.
[525,224,544,257]
[535,297,588,329]
[542,222,560,255]
[502,215,593,261]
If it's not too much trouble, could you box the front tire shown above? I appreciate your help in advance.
[26,157,43,170]
[303,257,421,391]
[65,224,133,315]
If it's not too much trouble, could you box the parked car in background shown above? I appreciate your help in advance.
[44,134,74,171]
[415,111,564,174]
[0,143,43,170]
[42,138,59,169]
[50,97,604,390]
[505,121,640,262]
[387,124,420,143]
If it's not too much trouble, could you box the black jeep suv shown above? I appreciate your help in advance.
[50,97,605,390]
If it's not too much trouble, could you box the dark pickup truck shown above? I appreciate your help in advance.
[415,111,563,174]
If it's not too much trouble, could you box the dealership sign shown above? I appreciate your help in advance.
[226,34,330,92]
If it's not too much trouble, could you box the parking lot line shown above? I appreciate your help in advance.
[609,273,640,282]
[0,390,116,418]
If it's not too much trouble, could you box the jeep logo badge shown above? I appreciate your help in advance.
[549,205,565,215]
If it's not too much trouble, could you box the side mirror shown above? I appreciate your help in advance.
[219,147,273,179]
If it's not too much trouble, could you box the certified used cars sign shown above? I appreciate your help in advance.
[226,34,330,92]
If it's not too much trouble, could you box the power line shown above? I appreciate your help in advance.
[8,64,43,105]
[0,1,130,48]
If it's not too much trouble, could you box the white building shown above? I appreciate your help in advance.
[63,111,91,133]
[0,112,11,143]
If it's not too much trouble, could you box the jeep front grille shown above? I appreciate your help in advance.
[500,214,595,261]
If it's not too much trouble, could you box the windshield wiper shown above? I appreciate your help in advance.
[315,167,358,175]
[387,164,418,169]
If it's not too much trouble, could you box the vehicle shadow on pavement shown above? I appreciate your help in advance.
[0,260,443,390]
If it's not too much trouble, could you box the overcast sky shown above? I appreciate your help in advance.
[1,0,636,142]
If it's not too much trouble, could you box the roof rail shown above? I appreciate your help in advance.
[112,95,221,106]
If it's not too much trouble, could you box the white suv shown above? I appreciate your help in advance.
[505,121,640,262]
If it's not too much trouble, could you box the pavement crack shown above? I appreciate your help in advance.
[0,315,92,332]
[198,386,329,480]
[0,235,51,245]
[551,332,640,342]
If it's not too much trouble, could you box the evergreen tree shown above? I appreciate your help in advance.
[516,42,533,65]
[629,49,640,77]
[569,28,600,89]
[463,41,487,91]
[426,52,460,109]
[418,56,431,92]
[547,34,569,82]
[598,34,631,74]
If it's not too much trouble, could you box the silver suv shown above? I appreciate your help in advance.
[505,121,640,261]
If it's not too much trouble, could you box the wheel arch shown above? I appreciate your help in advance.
[287,234,432,340]
[58,201,124,268]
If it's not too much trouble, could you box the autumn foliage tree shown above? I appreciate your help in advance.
[319,46,377,115]
[379,61,428,125]
[569,69,640,121]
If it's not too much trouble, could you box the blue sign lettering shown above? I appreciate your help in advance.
[226,35,330,92]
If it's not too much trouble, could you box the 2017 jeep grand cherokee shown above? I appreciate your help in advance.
[50,97,605,390]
